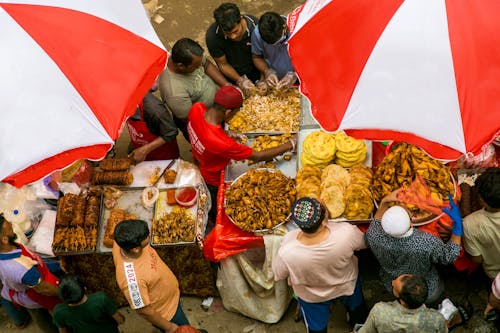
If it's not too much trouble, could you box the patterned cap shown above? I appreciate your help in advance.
[291,197,325,230]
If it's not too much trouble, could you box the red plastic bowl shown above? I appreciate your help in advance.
[175,187,197,207]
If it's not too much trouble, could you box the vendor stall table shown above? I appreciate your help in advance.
[61,245,217,306]
[56,159,217,305]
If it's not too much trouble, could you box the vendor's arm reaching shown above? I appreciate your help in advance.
[129,137,166,164]
[32,279,58,297]
[204,58,231,87]
[441,194,463,246]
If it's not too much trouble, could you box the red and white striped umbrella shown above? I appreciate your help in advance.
[1,0,166,187]
[288,0,500,160]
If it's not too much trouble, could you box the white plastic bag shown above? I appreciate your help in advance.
[216,235,292,323]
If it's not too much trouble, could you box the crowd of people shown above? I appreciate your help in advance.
[1,2,500,333]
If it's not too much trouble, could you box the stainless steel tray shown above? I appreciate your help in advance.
[224,135,297,182]
[224,168,293,234]
[97,187,155,253]
[151,187,199,246]
[297,128,373,169]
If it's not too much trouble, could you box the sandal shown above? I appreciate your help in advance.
[449,302,473,331]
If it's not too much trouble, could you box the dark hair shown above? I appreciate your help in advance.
[476,167,500,209]
[213,3,241,32]
[171,38,204,67]
[0,214,5,231]
[58,275,85,304]
[399,275,428,309]
[258,12,285,44]
[301,202,327,234]
[114,220,149,251]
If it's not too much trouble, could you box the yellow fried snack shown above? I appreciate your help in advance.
[320,185,345,218]
[302,131,336,161]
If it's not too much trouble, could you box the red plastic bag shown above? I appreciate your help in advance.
[203,172,264,262]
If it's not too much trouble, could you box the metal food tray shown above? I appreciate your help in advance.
[53,196,101,256]
[150,187,199,246]
[225,135,297,182]
[299,95,319,128]
[225,168,292,234]
[129,159,179,188]
[97,187,155,253]
[297,128,373,169]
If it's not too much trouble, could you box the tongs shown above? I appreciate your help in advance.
[152,159,176,186]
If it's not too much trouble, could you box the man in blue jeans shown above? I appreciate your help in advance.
[272,197,369,332]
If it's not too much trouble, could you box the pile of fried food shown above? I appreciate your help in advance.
[53,192,100,253]
[227,89,300,133]
[296,164,373,219]
[225,169,296,231]
[300,131,367,168]
[103,208,136,248]
[152,207,195,244]
[372,143,455,217]
[249,133,293,166]
[93,158,133,185]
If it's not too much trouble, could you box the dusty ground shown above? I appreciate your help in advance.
[1,1,498,332]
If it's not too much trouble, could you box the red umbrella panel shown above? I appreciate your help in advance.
[0,0,167,187]
[288,0,500,160]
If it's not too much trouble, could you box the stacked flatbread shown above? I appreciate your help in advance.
[344,164,374,219]
[300,132,336,168]
[320,164,351,218]
[296,166,322,199]
[334,131,367,167]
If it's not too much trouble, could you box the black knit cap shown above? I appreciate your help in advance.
[291,197,325,230]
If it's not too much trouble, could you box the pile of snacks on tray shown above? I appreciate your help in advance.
[334,131,367,167]
[300,131,367,168]
[92,158,133,185]
[227,89,300,133]
[295,163,373,220]
[53,193,100,253]
[372,143,454,217]
[249,133,294,166]
[102,208,136,248]
[300,132,336,168]
[152,207,195,244]
[225,169,296,231]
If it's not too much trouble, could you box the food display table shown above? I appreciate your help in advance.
[53,159,217,304]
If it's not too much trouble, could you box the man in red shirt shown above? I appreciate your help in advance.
[187,85,296,231]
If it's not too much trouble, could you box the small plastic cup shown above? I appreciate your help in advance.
[175,187,197,207]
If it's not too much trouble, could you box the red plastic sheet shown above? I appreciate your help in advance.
[203,172,264,262]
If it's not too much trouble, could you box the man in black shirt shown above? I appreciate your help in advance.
[206,3,259,95]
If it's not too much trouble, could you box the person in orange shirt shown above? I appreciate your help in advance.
[112,220,186,333]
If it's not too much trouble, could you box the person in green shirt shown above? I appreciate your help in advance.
[52,275,124,333]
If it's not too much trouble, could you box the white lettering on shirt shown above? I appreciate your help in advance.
[187,122,205,155]
[123,262,144,309]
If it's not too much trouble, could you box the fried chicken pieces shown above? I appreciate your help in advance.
[225,169,296,232]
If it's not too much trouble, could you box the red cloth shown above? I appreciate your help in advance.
[16,244,61,311]
[187,102,252,186]
[203,172,264,262]
[126,102,179,161]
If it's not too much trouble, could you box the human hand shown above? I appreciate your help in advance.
[128,147,148,164]
[442,194,463,236]
[276,71,297,90]
[256,81,268,95]
[236,75,255,97]
[264,69,279,88]
[226,130,248,144]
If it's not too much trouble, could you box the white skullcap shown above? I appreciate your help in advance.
[381,205,412,237]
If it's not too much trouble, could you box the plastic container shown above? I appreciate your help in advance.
[175,186,197,207]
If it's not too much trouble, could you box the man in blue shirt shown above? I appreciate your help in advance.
[251,12,297,92]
